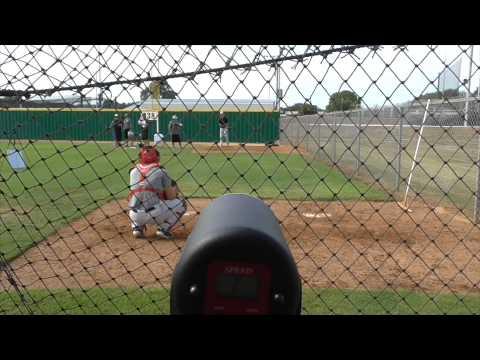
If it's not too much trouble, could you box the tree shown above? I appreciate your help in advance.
[140,88,150,101]
[415,88,463,101]
[283,103,303,113]
[281,102,320,115]
[301,103,318,115]
[326,91,361,112]
[101,98,127,109]
[145,80,177,100]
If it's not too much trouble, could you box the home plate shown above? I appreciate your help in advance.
[302,212,330,219]
[184,211,197,216]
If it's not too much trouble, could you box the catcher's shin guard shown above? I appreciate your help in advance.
[161,198,187,232]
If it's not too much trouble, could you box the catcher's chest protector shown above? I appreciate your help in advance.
[129,164,166,209]
[137,163,160,180]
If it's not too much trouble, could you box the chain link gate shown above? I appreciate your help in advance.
[1,45,480,314]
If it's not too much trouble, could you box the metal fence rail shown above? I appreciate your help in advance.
[281,115,480,215]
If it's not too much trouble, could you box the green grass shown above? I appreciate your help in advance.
[1,287,478,315]
[315,125,479,214]
[302,288,480,315]
[0,142,388,261]
[0,287,171,315]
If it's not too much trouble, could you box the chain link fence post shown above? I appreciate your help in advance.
[474,129,480,223]
[333,114,337,167]
[296,116,300,149]
[396,112,404,192]
[356,109,362,173]
[308,115,313,153]
[317,115,321,160]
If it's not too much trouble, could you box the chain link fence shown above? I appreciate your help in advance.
[281,106,480,215]
[1,45,480,315]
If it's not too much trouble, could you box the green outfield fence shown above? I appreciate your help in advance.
[0,109,280,144]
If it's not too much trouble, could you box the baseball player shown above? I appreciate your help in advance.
[127,129,136,148]
[122,114,132,146]
[168,114,183,149]
[153,132,165,146]
[111,113,123,147]
[218,111,229,146]
[127,146,187,239]
[138,113,150,146]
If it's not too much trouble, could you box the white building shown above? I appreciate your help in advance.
[127,97,277,112]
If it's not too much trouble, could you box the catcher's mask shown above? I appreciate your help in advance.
[140,146,159,165]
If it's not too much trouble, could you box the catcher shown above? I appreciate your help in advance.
[127,146,187,239]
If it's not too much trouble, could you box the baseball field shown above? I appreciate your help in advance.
[1,141,480,314]
[0,141,388,260]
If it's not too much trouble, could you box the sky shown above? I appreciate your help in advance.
[0,45,478,110]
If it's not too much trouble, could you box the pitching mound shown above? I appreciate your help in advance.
[2,198,480,295]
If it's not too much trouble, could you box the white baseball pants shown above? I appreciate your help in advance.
[219,128,229,145]
[129,199,186,231]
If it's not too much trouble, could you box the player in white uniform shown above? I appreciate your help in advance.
[218,111,229,147]
[128,146,186,239]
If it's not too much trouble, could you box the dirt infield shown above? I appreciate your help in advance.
[2,197,480,295]
[190,143,306,156]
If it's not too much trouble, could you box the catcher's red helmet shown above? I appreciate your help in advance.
[140,146,159,164]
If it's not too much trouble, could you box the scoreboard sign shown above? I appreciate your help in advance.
[142,111,159,121]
